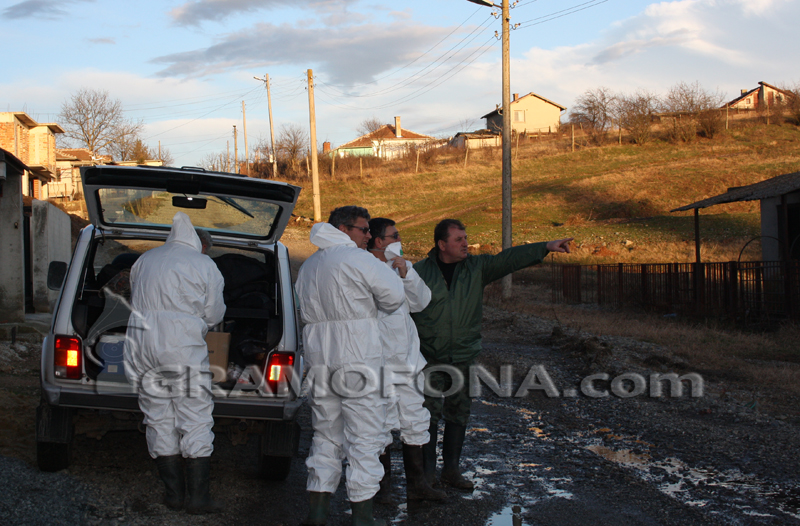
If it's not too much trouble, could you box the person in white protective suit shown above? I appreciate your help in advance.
[124,212,226,514]
[296,206,406,526]
[367,218,447,503]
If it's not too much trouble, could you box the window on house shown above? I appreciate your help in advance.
[514,111,525,122]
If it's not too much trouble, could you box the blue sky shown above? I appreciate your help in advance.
[2,0,797,167]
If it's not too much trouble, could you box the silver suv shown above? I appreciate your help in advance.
[38,165,303,480]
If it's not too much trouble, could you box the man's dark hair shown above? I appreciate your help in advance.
[367,217,396,249]
[434,219,466,245]
[328,206,370,229]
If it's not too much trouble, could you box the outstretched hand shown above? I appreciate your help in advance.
[546,238,573,253]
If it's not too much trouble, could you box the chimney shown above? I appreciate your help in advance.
[741,89,747,96]
[395,116,402,138]
[513,93,519,101]
[323,141,331,154]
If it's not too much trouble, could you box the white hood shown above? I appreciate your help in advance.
[165,212,202,252]
[308,222,356,250]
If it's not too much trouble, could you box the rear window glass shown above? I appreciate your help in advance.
[97,189,281,239]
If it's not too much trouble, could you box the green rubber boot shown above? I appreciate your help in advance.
[302,491,331,525]
[351,497,385,526]
[440,422,474,491]
[154,455,184,510]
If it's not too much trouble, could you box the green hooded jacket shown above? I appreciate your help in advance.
[411,242,549,365]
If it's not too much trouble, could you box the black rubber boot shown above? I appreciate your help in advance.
[375,449,393,504]
[421,422,438,485]
[301,491,331,525]
[402,444,447,501]
[351,497,385,526]
[440,422,474,491]
[185,457,222,514]
[154,455,184,510]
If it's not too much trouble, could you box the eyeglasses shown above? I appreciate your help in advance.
[346,225,370,235]
[381,232,401,240]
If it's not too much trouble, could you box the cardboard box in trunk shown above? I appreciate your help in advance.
[205,331,231,383]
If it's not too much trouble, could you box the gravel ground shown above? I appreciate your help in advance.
[2,302,800,525]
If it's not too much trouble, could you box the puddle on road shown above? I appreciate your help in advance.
[486,504,529,526]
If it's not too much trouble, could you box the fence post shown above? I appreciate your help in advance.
[641,264,648,308]
[728,261,738,318]
[597,265,603,305]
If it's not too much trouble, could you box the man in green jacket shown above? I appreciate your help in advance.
[411,219,572,490]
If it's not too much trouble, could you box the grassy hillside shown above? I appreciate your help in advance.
[292,121,800,263]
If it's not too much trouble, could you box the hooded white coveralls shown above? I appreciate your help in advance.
[378,259,432,447]
[124,212,226,459]
[296,222,406,502]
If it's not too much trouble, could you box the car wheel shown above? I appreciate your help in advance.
[258,454,292,481]
[37,441,72,472]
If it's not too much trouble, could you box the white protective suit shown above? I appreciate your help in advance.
[378,258,432,447]
[296,222,406,503]
[124,212,226,459]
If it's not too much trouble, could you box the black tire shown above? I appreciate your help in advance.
[37,441,71,472]
[259,454,292,481]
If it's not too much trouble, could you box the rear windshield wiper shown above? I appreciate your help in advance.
[208,195,255,218]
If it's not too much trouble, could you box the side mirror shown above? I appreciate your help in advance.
[48,261,68,290]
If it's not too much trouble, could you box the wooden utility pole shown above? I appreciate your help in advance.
[233,125,238,174]
[266,75,278,178]
[158,141,161,163]
[572,124,575,152]
[242,101,249,176]
[307,69,322,222]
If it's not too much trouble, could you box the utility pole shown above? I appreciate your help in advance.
[254,74,280,178]
[242,101,249,176]
[500,0,513,299]
[307,69,322,222]
[233,125,238,174]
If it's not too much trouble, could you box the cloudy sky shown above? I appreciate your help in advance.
[2,0,797,167]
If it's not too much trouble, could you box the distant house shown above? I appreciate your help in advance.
[724,81,795,111]
[481,92,567,136]
[53,148,113,200]
[336,117,434,160]
[0,112,64,199]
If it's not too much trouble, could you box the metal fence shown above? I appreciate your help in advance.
[551,261,800,320]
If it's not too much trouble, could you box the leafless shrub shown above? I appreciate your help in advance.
[356,117,383,137]
[663,81,725,142]
[275,124,309,179]
[615,90,660,145]
[782,83,800,125]
[570,87,616,144]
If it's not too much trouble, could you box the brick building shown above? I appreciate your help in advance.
[0,112,64,198]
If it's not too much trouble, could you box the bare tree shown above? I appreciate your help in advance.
[615,90,660,145]
[356,117,383,137]
[781,83,800,125]
[276,123,308,179]
[663,81,725,141]
[571,87,616,143]
[59,88,144,157]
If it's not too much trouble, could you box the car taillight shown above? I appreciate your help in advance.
[264,352,294,395]
[54,335,82,380]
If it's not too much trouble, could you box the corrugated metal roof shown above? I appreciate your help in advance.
[671,171,800,212]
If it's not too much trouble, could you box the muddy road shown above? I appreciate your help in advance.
[1,307,799,525]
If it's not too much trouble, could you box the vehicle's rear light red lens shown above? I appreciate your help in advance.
[265,353,294,395]
[54,335,82,380]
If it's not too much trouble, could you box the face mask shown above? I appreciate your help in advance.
[385,241,403,260]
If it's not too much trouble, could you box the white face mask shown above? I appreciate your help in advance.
[385,241,403,260]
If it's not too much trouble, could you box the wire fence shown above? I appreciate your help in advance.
[551,260,800,321]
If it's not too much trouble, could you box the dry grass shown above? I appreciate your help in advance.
[483,267,800,403]
[290,119,800,262]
